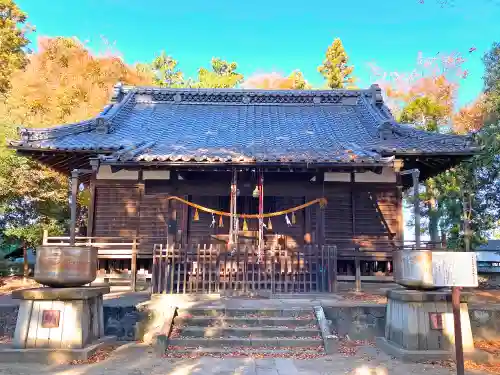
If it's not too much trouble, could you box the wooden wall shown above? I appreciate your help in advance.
[91,172,402,256]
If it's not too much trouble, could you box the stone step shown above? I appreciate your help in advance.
[175,326,320,338]
[167,337,323,348]
[176,308,314,318]
[173,315,318,327]
[163,346,326,358]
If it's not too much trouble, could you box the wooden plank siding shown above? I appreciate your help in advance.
[91,177,402,258]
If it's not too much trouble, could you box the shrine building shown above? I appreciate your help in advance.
[9,83,477,293]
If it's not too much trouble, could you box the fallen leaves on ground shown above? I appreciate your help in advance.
[419,341,500,374]
[69,344,120,365]
[340,293,386,303]
[163,345,325,359]
[338,339,375,357]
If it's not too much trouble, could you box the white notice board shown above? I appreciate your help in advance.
[431,252,478,288]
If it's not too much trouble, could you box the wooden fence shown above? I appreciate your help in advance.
[151,244,343,294]
[42,231,444,293]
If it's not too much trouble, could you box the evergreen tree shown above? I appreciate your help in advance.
[317,38,354,89]
[195,57,244,88]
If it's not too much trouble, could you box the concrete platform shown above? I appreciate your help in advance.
[376,337,489,363]
[0,336,116,364]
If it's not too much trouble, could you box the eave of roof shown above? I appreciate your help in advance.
[8,83,478,167]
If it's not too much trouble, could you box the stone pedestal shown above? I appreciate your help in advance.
[0,286,115,363]
[376,288,480,362]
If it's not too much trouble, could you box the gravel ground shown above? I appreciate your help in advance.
[0,343,475,375]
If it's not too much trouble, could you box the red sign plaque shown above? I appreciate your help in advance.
[429,312,443,330]
[41,310,61,328]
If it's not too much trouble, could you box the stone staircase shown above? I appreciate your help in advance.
[164,308,326,357]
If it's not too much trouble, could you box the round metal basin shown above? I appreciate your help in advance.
[393,250,442,290]
[34,245,98,287]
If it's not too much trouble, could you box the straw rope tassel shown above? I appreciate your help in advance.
[292,211,296,224]
[219,215,224,227]
[193,208,199,221]
[242,218,248,231]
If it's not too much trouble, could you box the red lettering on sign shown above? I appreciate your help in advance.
[41,310,61,328]
[429,312,443,330]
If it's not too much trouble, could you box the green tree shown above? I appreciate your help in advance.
[483,42,500,115]
[399,96,448,132]
[0,0,31,95]
[150,51,184,87]
[317,38,354,89]
[194,57,244,88]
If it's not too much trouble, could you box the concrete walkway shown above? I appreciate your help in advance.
[0,343,466,375]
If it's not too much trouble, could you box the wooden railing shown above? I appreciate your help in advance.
[41,231,445,293]
[152,244,342,294]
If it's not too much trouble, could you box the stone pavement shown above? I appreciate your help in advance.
[0,343,468,375]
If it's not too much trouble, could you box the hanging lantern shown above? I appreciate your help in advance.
[252,185,260,198]
[267,218,273,230]
[242,218,248,231]
[292,212,296,225]
[193,208,199,221]
[219,215,224,227]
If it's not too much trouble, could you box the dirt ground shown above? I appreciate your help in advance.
[0,342,477,375]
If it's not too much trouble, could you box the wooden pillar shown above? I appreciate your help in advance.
[132,173,144,292]
[70,170,79,246]
[86,168,98,238]
[394,160,404,247]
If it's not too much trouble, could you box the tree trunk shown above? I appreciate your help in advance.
[425,181,440,246]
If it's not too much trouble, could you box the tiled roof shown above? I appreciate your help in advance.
[10,83,477,165]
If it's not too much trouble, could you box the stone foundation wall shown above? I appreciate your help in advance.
[0,303,499,343]
[323,305,386,340]
[323,305,500,342]
[0,305,144,342]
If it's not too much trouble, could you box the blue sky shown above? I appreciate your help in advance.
[17,0,500,106]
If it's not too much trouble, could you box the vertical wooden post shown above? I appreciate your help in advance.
[86,167,97,238]
[452,286,465,375]
[133,174,144,292]
[42,229,48,245]
[131,237,138,292]
[355,245,361,292]
[333,245,338,293]
[394,160,404,247]
[412,169,421,249]
[22,241,29,280]
[70,169,79,246]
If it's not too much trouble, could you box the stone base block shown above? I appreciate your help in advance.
[12,287,110,349]
[0,336,116,364]
[376,337,489,363]
[384,288,474,353]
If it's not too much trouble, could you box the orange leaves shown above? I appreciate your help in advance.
[241,70,310,90]
[369,51,467,120]
[453,95,488,134]
[2,36,153,128]
[241,72,296,89]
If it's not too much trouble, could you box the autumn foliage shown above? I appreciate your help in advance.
[1,37,153,128]
[453,95,488,134]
